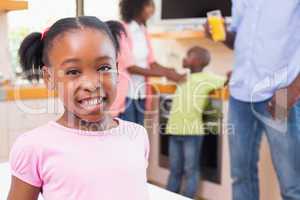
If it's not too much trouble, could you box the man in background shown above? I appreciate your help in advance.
[206,0,300,199]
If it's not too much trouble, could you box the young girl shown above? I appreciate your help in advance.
[8,16,150,200]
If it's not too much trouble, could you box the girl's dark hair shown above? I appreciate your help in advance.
[18,16,125,80]
[119,0,152,23]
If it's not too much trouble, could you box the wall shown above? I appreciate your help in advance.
[0,11,13,79]
[84,0,119,20]
[0,98,63,161]
[152,38,232,76]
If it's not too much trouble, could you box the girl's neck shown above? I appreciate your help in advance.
[57,111,118,132]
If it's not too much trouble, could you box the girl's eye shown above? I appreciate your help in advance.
[97,65,112,72]
[66,69,81,76]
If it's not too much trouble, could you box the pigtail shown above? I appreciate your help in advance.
[105,21,126,53]
[18,32,44,80]
[17,17,127,82]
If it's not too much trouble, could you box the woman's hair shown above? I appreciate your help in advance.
[18,16,125,80]
[119,0,152,23]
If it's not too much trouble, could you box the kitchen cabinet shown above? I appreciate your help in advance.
[0,0,28,11]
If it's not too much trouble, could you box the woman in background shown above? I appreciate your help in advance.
[111,0,185,125]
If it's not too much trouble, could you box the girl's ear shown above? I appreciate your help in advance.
[116,61,119,73]
[42,66,55,90]
[116,62,119,83]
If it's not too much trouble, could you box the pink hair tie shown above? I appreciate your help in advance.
[41,27,50,41]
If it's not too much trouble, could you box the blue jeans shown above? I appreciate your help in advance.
[166,135,204,198]
[229,96,300,200]
[119,98,145,126]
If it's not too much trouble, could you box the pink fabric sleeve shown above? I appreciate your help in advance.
[110,23,155,115]
[144,27,155,111]
[9,136,42,187]
[118,32,135,68]
[110,32,134,116]
[145,28,155,64]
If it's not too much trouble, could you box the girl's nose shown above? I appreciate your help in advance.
[80,76,100,92]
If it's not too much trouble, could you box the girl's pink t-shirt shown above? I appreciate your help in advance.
[9,119,150,200]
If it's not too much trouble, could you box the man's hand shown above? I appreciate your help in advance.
[287,81,300,108]
[224,70,232,86]
[204,20,227,40]
[268,75,300,119]
[204,21,213,40]
[203,20,236,50]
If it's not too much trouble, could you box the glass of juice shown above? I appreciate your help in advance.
[207,10,226,42]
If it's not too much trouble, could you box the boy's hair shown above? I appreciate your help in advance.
[187,46,211,67]
[119,0,152,23]
[18,16,125,80]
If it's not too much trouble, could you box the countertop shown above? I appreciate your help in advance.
[0,84,55,101]
[0,80,229,101]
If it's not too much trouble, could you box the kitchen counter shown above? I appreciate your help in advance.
[0,81,229,101]
[0,84,55,101]
[151,82,229,100]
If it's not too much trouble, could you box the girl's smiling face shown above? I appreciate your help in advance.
[44,28,118,123]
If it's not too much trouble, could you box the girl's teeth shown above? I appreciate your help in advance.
[81,97,103,106]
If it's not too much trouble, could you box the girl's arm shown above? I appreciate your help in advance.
[150,62,186,83]
[150,62,173,74]
[127,64,166,77]
[7,176,40,200]
[127,63,186,82]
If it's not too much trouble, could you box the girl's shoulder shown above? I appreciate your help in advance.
[9,123,56,188]
[118,118,148,132]
[117,119,149,140]
[16,122,55,141]
[10,122,57,153]
[118,119,150,158]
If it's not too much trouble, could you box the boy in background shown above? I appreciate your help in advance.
[166,46,226,199]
